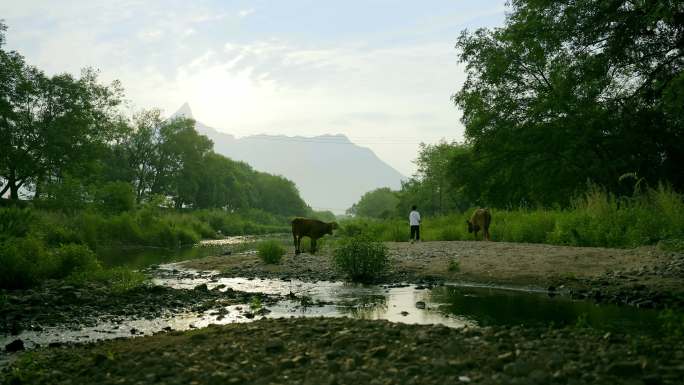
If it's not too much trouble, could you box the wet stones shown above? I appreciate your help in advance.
[265,339,285,354]
[415,301,426,309]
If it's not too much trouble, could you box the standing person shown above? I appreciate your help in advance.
[409,205,421,243]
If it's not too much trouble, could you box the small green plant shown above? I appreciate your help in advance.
[659,309,684,337]
[574,313,591,329]
[333,235,389,282]
[249,296,263,310]
[257,240,285,264]
[299,295,313,308]
[658,238,684,253]
[67,267,147,294]
[447,258,460,272]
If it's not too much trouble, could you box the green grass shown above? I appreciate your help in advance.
[333,235,389,282]
[0,205,293,289]
[257,240,286,264]
[66,267,147,293]
[341,184,684,249]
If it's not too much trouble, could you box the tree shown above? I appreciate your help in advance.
[347,187,399,219]
[453,0,684,207]
[394,141,471,216]
[251,172,308,217]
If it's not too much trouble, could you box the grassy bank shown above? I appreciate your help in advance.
[0,206,290,289]
[340,185,684,250]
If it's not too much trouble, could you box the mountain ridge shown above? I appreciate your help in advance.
[173,104,404,213]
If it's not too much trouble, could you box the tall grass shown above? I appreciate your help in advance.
[0,205,292,289]
[341,185,684,249]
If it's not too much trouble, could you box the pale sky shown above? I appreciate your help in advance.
[1,1,507,176]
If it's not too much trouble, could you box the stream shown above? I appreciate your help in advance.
[1,237,664,357]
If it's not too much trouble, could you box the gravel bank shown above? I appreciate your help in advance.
[183,240,684,308]
[0,279,281,336]
[3,317,683,385]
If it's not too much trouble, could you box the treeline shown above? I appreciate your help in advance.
[0,21,308,216]
[452,0,683,208]
[351,0,683,217]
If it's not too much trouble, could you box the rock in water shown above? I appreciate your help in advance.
[5,339,24,352]
[415,301,426,309]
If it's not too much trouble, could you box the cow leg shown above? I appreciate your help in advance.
[310,238,317,254]
[294,235,301,254]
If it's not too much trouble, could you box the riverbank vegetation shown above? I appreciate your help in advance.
[343,184,684,250]
[0,22,320,290]
[346,0,683,249]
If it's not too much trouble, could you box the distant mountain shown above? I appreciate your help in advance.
[173,103,404,213]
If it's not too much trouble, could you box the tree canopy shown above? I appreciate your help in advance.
[0,22,310,217]
[451,0,684,207]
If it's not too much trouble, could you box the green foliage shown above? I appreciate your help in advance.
[51,243,101,277]
[574,313,591,329]
[341,185,684,248]
[95,181,136,214]
[333,235,389,282]
[66,267,146,293]
[249,296,263,310]
[447,258,460,272]
[309,209,337,222]
[659,309,684,337]
[0,236,48,289]
[1,26,309,218]
[0,206,33,239]
[658,239,684,253]
[257,240,285,264]
[452,0,684,207]
[347,187,400,219]
[399,141,471,216]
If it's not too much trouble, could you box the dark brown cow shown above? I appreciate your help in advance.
[291,218,338,254]
[467,208,492,241]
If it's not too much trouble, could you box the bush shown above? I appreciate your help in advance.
[0,237,48,289]
[0,207,33,239]
[95,181,136,214]
[333,235,389,282]
[257,240,285,264]
[51,243,101,278]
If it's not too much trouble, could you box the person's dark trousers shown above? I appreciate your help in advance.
[410,225,420,241]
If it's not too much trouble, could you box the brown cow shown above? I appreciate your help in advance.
[291,218,338,254]
[466,208,492,241]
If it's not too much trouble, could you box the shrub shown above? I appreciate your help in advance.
[51,243,101,278]
[0,237,47,289]
[333,235,389,282]
[258,240,285,264]
[95,182,136,214]
[447,258,460,272]
[0,207,33,239]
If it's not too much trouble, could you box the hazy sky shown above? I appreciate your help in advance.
[1,1,507,175]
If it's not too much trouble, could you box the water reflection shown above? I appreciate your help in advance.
[336,294,388,319]
[97,236,260,269]
[430,285,662,333]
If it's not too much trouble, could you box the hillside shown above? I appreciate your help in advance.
[174,103,404,213]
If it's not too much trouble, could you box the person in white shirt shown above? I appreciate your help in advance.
[409,205,421,243]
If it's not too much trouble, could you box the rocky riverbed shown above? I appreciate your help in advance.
[0,275,282,337]
[184,240,684,309]
[3,317,684,385]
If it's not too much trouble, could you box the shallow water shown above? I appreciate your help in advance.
[97,236,261,269]
[2,241,665,360]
